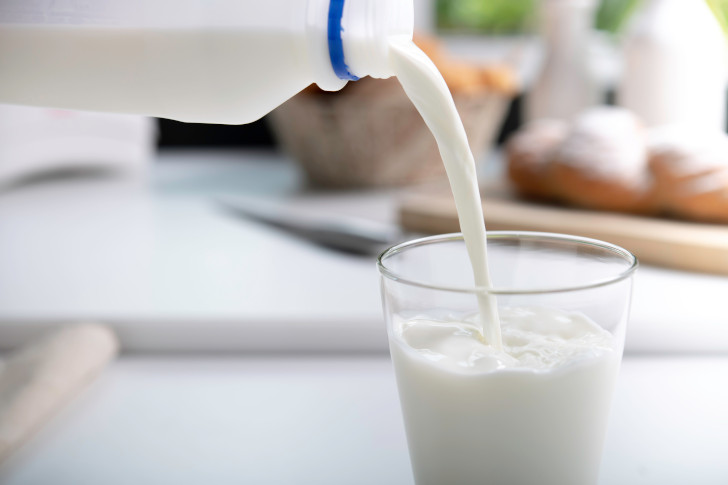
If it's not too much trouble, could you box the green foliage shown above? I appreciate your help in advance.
[594,0,640,33]
[436,0,536,34]
[707,0,728,34]
[436,0,728,35]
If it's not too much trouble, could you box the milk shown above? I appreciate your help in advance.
[389,40,502,349]
[0,26,310,125]
[385,40,623,485]
[389,307,620,485]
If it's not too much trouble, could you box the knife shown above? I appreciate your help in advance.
[216,196,415,256]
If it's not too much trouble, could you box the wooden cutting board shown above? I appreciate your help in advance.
[399,184,728,275]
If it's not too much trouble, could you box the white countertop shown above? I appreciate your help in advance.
[0,355,726,485]
[1,150,727,483]
[0,149,726,353]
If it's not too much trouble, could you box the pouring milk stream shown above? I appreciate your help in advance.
[387,40,502,348]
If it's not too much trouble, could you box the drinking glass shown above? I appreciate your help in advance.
[378,231,638,485]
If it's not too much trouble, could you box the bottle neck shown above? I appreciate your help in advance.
[308,0,414,91]
[540,0,597,48]
[339,0,414,79]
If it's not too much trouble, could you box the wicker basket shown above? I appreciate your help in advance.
[268,77,510,188]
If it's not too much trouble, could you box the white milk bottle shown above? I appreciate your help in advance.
[618,0,727,130]
[0,0,413,124]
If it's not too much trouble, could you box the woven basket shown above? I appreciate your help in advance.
[269,77,510,188]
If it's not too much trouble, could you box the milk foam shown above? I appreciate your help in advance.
[395,307,615,373]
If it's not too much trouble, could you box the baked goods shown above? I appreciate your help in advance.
[505,119,568,199]
[505,108,728,223]
[666,170,728,223]
[413,35,517,96]
[648,126,728,223]
[550,107,657,214]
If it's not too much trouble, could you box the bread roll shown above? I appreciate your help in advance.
[505,119,568,199]
[549,107,657,214]
[648,126,728,223]
[505,108,728,223]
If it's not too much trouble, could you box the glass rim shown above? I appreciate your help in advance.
[377,231,639,295]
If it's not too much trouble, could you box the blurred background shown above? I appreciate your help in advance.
[1,1,728,484]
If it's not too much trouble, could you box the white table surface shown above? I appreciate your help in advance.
[0,149,726,353]
[1,150,727,482]
[0,355,726,485]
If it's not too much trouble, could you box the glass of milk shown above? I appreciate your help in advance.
[378,231,637,485]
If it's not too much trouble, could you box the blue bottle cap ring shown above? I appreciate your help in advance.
[328,0,360,81]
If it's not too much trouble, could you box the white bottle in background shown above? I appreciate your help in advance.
[526,0,600,122]
[0,0,413,125]
[618,0,727,130]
